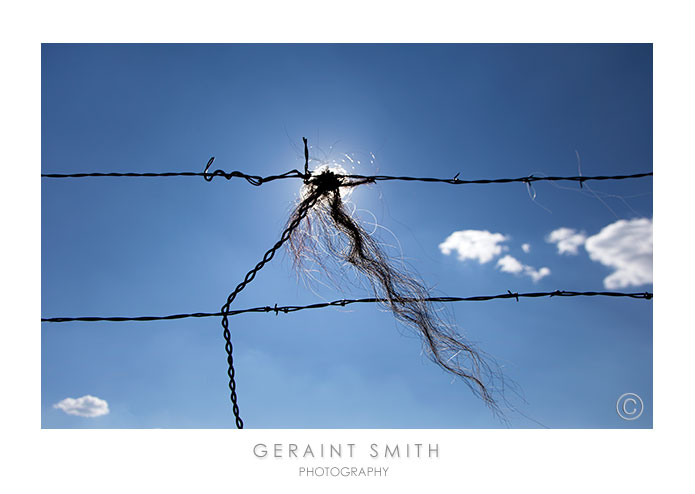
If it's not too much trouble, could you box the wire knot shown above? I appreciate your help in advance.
[203,157,264,186]
[508,290,519,302]
[306,169,344,195]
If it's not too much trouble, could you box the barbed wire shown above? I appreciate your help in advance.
[41,159,652,187]
[40,160,306,186]
[40,290,653,323]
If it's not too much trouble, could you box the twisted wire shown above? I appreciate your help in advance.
[42,166,652,187]
[340,172,653,185]
[41,165,307,186]
[216,186,323,428]
[41,290,653,323]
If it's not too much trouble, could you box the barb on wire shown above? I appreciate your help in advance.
[40,290,653,323]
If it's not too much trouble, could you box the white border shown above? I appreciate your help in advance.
[3,1,691,492]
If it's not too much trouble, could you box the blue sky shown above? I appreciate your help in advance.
[41,44,652,428]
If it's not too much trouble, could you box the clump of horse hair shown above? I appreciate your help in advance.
[286,168,504,413]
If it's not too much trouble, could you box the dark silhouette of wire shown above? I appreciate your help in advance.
[41,162,652,187]
[215,183,322,429]
[41,166,306,186]
[338,172,653,185]
[40,290,653,323]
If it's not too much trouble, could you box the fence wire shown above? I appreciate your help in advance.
[41,158,652,187]
[41,290,653,323]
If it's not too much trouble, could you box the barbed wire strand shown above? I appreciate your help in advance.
[41,290,653,323]
[41,161,652,187]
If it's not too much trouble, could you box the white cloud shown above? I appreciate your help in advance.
[439,230,508,264]
[496,254,524,274]
[439,231,548,282]
[53,395,109,418]
[584,218,652,289]
[526,266,551,283]
[496,255,551,283]
[546,227,587,255]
